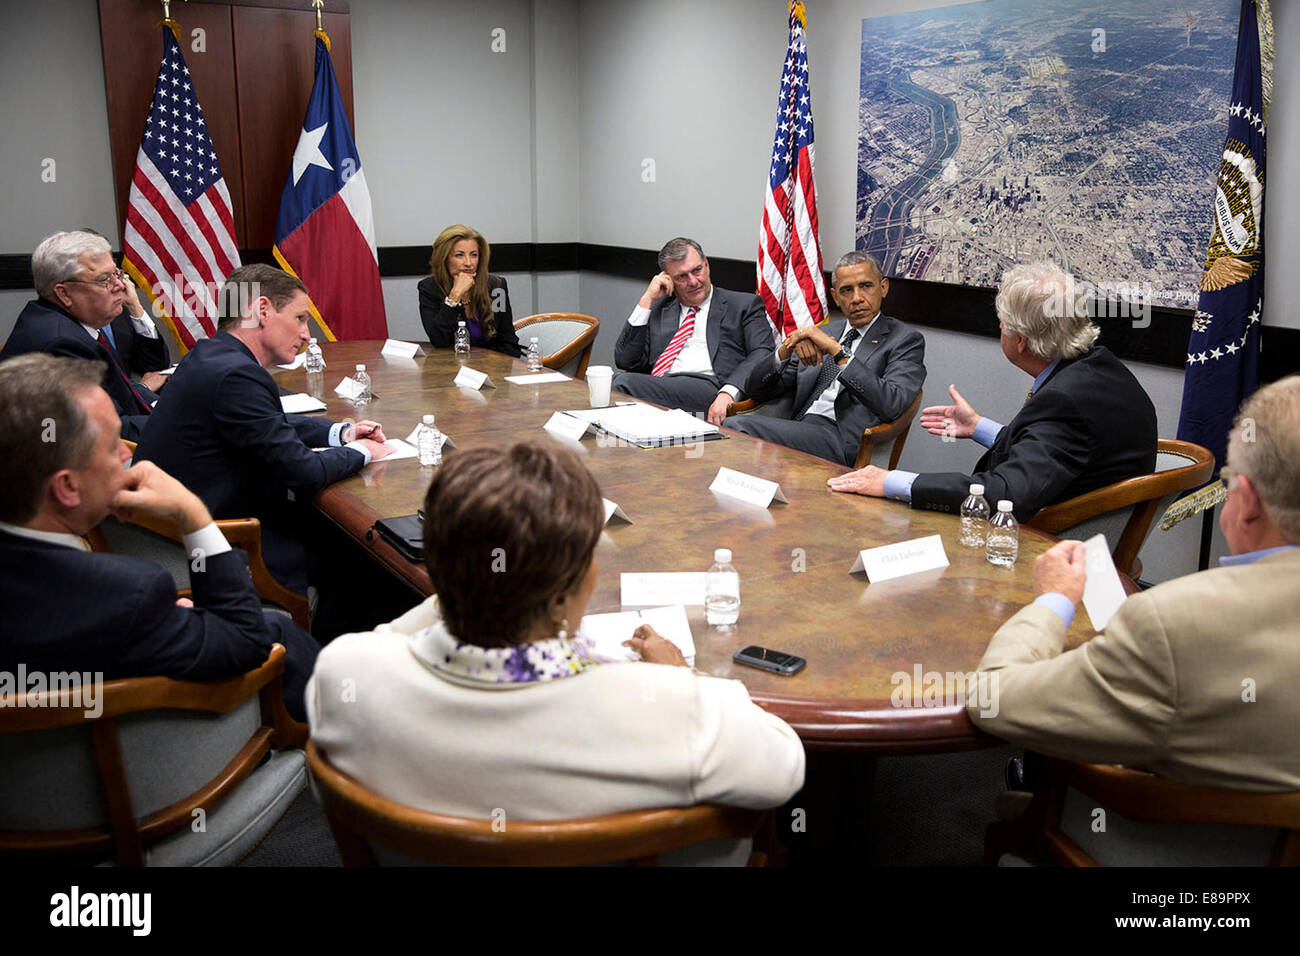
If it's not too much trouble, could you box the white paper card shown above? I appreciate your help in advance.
[708,466,787,507]
[404,426,454,450]
[277,353,306,370]
[453,366,494,389]
[372,438,417,462]
[850,534,949,582]
[381,339,420,359]
[560,403,636,424]
[577,605,696,666]
[280,393,327,414]
[505,372,569,385]
[543,412,590,442]
[603,498,632,524]
[1082,534,1128,630]
[620,572,707,607]
[159,364,179,376]
[334,377,364,400]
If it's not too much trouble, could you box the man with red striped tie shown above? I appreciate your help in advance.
[613,238,773,425]
[3,230,169,441]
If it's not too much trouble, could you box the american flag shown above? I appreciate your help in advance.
[122,25,240,353]
[758,1,827,340]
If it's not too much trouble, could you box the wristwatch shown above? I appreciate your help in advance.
[444,296,461,308]
[832,347,851,364]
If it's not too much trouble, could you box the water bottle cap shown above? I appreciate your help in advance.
[970,484,984,496]
[714,548,732,564]
[530,337,538,344]
[997,500,1014,512]
[308,338,318,345]
[458,320,467,327]
[423,414,434,425]
[355,364,365,371]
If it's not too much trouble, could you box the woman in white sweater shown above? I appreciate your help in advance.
[307,440,805,853]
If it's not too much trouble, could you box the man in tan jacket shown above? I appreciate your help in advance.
[969,375,1300,792]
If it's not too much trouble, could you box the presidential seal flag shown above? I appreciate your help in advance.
[122,23,241,353]
[1175,0,1271,478]
[758,0,827,340]
[273,33,387,341]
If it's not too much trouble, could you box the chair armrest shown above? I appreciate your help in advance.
[728,398,762,415]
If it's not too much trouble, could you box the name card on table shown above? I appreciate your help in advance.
[850,534,949,583]
[335,377,364,400]
[543,411,591,442]
[453,366,495,390]
[505,372,569,384]
[381,339,421,359]
[709,466,787,508]
[603,498,632,524]
[277,353,306,370]
[403,426,455,451]
[1082,533,1128,630]
[620,572,707,607]
[280,393,326,414]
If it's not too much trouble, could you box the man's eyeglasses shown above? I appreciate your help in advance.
[62,269,127,291]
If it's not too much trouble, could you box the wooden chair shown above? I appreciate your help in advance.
[729,390,922,470]
[93,439,311,631]
[0,645,307,866]
[306,740,768,866]
[513,312,600,380]
[1027,439,1215,578]
[984,756,1300,867]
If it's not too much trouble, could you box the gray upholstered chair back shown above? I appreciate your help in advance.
[514,316,599,378]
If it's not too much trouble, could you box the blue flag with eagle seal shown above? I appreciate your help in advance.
[1175,0,1269,472]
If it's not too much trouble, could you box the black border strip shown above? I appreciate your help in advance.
[3,246,1296,376]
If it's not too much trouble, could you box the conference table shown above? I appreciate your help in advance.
[285,340,1121,755]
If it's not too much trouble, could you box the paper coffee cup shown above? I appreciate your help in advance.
[586,365,613,407]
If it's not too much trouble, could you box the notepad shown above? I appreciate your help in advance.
[576,605,696,666]
[576,404,720,447]
[280,393,327,414]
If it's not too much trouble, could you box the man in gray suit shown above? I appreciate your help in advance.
[723,252,926,467]
[970,375,1300,792]
[613,237,774,425]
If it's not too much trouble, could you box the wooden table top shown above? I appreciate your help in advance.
[288,341,1118,753]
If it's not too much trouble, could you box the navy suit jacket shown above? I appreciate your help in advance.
[3,298,168,441]
[133,331,364,589]
[613,287,773,393]
[909,346,1158,522]
[743,315,926,466]
[0,528,315,719]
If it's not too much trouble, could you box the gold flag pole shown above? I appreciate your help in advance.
[313,0,331,49]
[158,0,186,40]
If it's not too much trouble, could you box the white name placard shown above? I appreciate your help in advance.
[603,498,632,524]
[543,411,591,442]
[380,339,421,359]
[1082,533,1128,630]
[505,372,569,384]
[620,572,707,607]
[708,466,787,508]
[850,534,949,582]
[334,377,364,400]
[453,366,495,390]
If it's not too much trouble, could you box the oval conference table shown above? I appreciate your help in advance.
[290,341,1131,755]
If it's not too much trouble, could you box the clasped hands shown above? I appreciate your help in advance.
[343,420,394,461]
[779,325,843,366]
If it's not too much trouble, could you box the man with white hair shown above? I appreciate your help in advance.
[828,260,1156,521]
[968,376,1300,791]
[3,230,169,441]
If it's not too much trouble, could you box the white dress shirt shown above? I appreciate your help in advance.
[625,289,740,399]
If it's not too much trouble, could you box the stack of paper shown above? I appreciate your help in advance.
[576,605,696,666]
[563,404,719,447]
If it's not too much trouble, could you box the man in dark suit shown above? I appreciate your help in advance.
[3,230,169,441]
[134,263,392,593]
[723,252,926,466]
[613,237,774,425]
[0,354,317,720]
[829,260,1156,522]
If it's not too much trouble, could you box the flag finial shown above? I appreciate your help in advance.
[312,0,331,49]
[158,0,185,40]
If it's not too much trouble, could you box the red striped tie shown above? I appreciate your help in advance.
[97,330,152,415]
[651,307,697,377]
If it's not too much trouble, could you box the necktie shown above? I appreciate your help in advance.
[97,330,152,415]
[651,307,698,377]
[796,328,860,420]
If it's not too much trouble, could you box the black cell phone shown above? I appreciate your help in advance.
[732,645,806,676]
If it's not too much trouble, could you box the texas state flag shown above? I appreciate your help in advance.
[273,36,387,340]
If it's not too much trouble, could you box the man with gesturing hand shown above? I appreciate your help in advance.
[613,237,773,425]
[828,260,1155,522]
[0,355,318,719]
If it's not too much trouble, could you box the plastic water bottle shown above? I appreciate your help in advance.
[454,321,471,355]
[353,364,372,406]
[304,338,325,374]
[985,500,1019,567]
[705,548,740,627]
[959,483,992,548]
[526,336,543,372]
[416,414,442,466]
